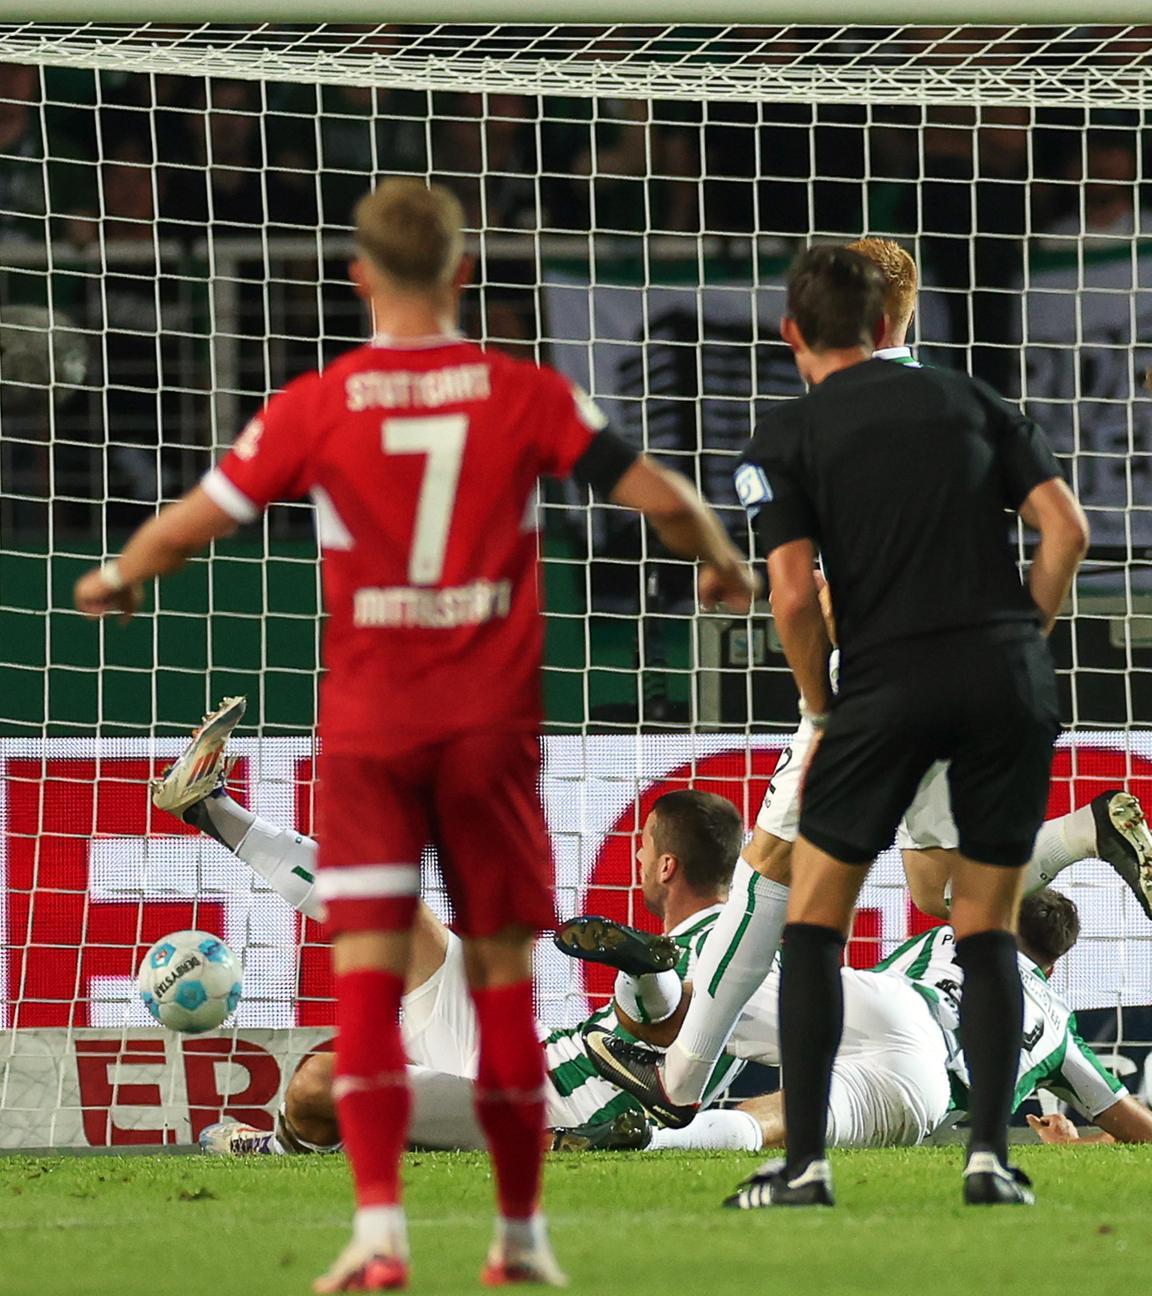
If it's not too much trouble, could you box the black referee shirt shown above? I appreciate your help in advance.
[734,358,1062,656]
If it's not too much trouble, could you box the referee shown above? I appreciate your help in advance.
[733,246,1088,1207]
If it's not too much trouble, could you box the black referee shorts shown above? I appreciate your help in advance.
[797,625,1061,868]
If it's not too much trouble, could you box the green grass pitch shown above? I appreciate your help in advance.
[1,1147,1147,1295]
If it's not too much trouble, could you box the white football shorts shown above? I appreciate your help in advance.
[402,931,479,1078]
[756,727,960,854]
[825,970,953,1147]
[896,759,960,852]
[754,718,815,843]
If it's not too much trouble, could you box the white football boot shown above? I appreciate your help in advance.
[151,696,246,817]
[481,1223,568,1288]
[313,1238,409,1293]
[199,1120,281,1156]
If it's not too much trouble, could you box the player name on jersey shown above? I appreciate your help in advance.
[353,577,513,629]
[345,362,491,411]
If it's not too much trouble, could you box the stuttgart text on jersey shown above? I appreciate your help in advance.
[345,362,491,411]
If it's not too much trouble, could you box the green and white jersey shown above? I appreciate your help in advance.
[871,927,1124,1119]
[540,905,746,1128]
[874,345,921,368]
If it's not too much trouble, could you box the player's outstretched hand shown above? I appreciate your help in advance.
[699,562,758,615]
[1027,1113,1079,1144]
[74,568,144,623]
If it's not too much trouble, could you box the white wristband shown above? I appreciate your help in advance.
[799,698,830,730]
[99,560,126,592]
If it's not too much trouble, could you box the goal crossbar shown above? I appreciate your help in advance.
[4,3,1152,22]
[2,21,1152,108]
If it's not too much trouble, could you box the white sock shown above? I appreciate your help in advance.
[614,968,682,1025]
[354,1204,408,1255]
[1022,805,1096,894]
[235,815,324,919]
[499,1214,547,1253]
[648,1109,762,1152]
[663,859,789,1106]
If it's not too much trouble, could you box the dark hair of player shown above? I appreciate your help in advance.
[650,789,743,895]
[785,245,887,352]
[353,178,465,290]
[1016,887,1081,969]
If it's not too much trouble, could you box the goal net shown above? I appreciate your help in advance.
[1,20,1150,1148]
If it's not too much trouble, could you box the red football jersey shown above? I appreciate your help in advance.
[202,335,604,755]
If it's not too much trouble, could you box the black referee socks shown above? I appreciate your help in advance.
[954,929,1024,1167]
[779,922,847,1176]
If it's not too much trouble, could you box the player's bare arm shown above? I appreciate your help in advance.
[74,486,238,621]
[766,537,834,718]
[1027,1094,1152,1146]
[610,456,757,614]
[1017,477,1090,634]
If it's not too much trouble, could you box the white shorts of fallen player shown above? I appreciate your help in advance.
[756,718,959,852]
[730,969,953,1147]
[401,931,628,1147]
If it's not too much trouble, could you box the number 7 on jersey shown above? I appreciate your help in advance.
[383,414,468,584]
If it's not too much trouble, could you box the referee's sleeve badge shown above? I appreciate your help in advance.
[734,462,773,517]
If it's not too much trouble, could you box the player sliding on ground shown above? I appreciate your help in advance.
[152,747,750,1152]
[75,178,755,1293]
[154,701,1152,1162]
[557,892,1152,1178]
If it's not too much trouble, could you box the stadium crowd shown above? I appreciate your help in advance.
[3,57,1152,537]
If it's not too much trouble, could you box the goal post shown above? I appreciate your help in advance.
[1,18,1151,1148]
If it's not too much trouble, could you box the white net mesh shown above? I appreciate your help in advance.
[2,22,1152,106]
[1,22,1151,1146]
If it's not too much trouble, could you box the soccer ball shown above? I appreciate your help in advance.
[137,930,242,1033]
[0,305,88,405]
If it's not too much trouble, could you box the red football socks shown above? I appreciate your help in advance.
[471,980,547,1221]
[333,968,410,1208]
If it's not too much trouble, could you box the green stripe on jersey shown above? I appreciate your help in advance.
[701,1051,742,1105]
[905,929,941,980]
[707,869,759,996]
[676,913,719,945]
[1065,1022,1124,1098]
[1012,1034,1068,1112]
[583,1090,642,1127]
[869,927,940,978]
[549,1054,599,1099]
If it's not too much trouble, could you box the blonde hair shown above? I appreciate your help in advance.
[354,178,465,290]
[844,238,918,327]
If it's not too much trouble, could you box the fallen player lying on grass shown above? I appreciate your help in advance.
[572,889,1152,1177]
[153,699,1152,1162]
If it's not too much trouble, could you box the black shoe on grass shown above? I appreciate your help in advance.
[554,916,679,976]
[963,1153,1035,1206]
[723,1159,835,1209]
[551,1108,653,1152]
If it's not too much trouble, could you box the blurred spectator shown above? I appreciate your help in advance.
[1040,130,1152,248]
[911,106,1030,388]
[437,93,542,231]
[0,65,48,243]
[703,102,867,239]
[0,64,92,246]
[565,99,703,235]
[164,79,266,233]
